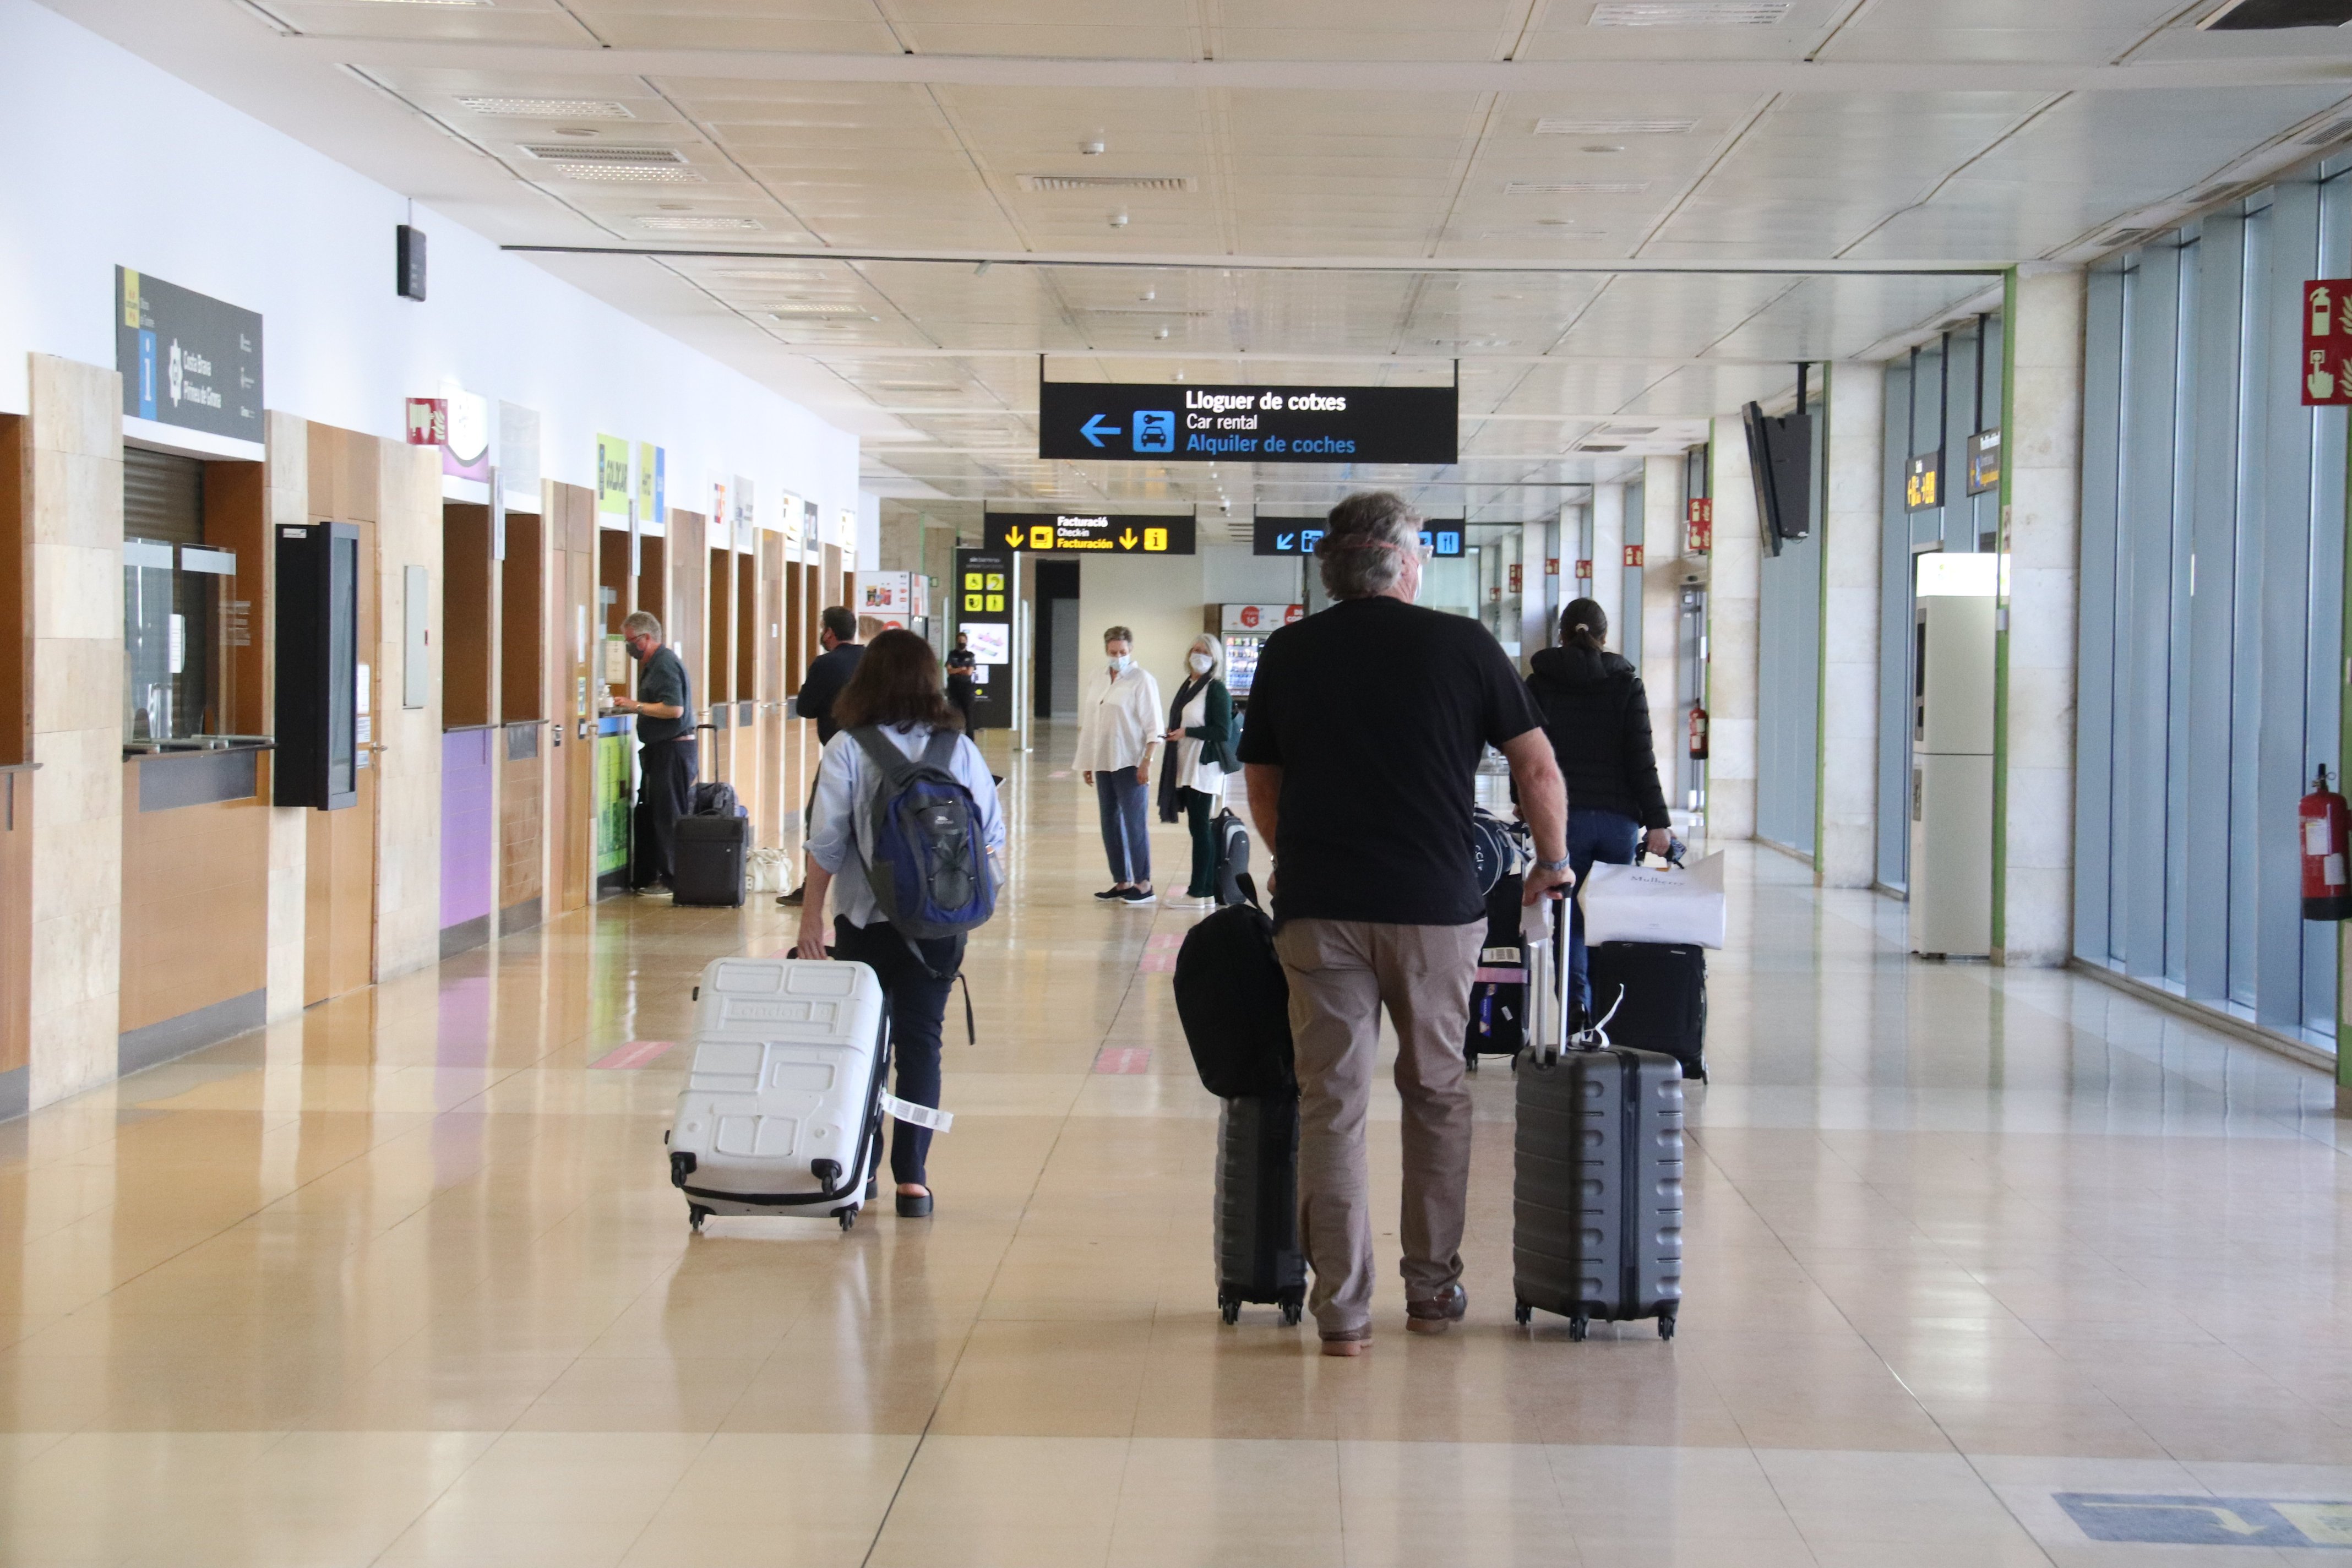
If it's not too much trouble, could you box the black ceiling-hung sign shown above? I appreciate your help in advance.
[1251,516,1465,558]
[1038,379,1457,465]
[984,512,1197,554]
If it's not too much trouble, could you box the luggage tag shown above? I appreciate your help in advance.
[880,1093,953,1133]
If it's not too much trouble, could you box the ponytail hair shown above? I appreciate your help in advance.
[1560,596,1609,652]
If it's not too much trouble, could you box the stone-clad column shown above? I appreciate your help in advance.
[1819,362,1885,888]
[1707,427,1761,840]
[26,355,124,1109]
[1589,481,1625,638]
[1995,266,2084,966]
[1640,456,1685,808]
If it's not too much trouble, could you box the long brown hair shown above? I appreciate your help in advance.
[832,628,963,732]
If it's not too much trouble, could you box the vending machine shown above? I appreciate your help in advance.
[1908,552,1997,959]
[1212,602,1303,705]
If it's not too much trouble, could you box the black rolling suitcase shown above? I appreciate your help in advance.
[672,815,751,906]
[1212,810,1251,908]
[1513,904,1686,1341]
[1585,940,1708,1082]
[1215,1093,1306,1326]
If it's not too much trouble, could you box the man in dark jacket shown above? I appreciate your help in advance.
[1525,597,1674,1014]
[779,605,864,906]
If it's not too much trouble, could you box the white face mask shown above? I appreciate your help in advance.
[1188,652,1213,674]
[1108,654,1133,673]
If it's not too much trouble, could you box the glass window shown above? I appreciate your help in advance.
[122,448,239,744]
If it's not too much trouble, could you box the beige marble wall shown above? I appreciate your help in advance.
[1589,481,1625,642]
[1707,427,1761,840]
[1997,268,2084,967]
[374,440,444,979]
[1640,456,1686,809]
[262,412,309,1019]
[25,355,123,1110]
[1819,362,1886,889]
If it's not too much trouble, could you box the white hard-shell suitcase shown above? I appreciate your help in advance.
[666,956,891,1232]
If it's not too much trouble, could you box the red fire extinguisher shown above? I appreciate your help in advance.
[2301,765,2352,921]
[1687,704,1710,762]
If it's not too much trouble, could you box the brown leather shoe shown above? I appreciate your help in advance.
[1406,1284,1467,1335]
[1319,1329,1372,1357]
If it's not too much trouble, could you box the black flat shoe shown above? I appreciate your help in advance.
[895,1191,934,1218]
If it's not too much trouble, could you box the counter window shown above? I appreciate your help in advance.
[123,447,241,743]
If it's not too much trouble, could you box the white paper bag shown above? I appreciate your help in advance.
[746,847,790,894]
[1578,852,1726,950]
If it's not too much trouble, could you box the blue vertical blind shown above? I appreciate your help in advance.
[2076,166,2346,1049]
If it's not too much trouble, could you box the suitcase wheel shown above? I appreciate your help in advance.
[1569,1315,1589,1343]
[688,1205,711,1235]
[1513,1300,1531,1327]
[1465,1055,1479,1074]
[1658,1312,1676,1341]
[1279,1300,1302,1328]
[1218,1295,1239,1326]
[836,1208,857,1232]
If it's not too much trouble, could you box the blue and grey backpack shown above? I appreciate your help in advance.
[848,725,997,941]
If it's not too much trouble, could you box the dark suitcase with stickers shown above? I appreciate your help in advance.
[672,814,750,907]
[1215,1093,1306,1327]
[1465,871,1529,1069]
[1585,940,1708,1083]
[1513,909,1686,1341]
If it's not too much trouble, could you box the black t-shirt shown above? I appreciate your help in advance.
[795,643,864,743]
[634,646,692,745]
[1236,596,1543,926]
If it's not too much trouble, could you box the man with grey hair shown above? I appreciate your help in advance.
[1238,490,1570,1354]
[612,609,696,892]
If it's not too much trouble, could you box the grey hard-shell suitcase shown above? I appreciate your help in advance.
[1214,1093,1306,1326]
[1512,901,1686,1340]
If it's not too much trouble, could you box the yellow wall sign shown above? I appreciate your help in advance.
[596,434,630,517]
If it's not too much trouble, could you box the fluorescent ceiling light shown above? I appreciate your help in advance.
[767,304,873,318]
[1505,181,1651,195]
[552,165,704,183]
[1588,1,1790,23]
[1537,117,1697,135]
[637,215,764,231]
[459,96,631,118]
[359,0,489,6]
[1019,174,1195,192]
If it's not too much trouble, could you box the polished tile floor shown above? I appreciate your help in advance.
[4,726,2350,1566]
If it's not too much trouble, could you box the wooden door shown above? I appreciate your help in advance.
[758,533,785,848]
[555,484,596,915]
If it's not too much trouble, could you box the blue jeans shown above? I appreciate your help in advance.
[1569,808,1640,1019]
[1095,765,1151,884]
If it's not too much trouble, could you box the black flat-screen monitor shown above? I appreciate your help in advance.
[1742,401,1812,557]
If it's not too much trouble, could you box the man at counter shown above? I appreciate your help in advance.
[778,606,863,907]
[613,610,696,894]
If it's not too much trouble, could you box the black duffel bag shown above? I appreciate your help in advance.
[1173,876,1295,1098]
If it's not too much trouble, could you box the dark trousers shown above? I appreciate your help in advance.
[831,916,957,1188]
[1095,765,1150,884]
[631,737,696,889]
[1568,807,1640,1015]
[1180,786,1218,897]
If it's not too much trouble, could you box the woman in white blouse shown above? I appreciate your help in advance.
[1159,633,1235,904]
[794,630,1006,1218]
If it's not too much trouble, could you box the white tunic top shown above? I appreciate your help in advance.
[1072,663,1164,774]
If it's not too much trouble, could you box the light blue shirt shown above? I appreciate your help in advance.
[807,723,1006,929]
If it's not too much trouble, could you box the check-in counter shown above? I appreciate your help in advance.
[119,744,270,1070]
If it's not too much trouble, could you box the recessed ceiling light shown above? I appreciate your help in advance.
[362,0,489,6]
[460,96,633,118]
[767,304,873,318]
[1581,144,1627,154]
[1589,1,1790,23]
[1536,117,1698,135]
[637,215,764,232]
[715,268,831,280]
[1504,181,1651,195]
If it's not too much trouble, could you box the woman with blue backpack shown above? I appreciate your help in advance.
[793,629,1005,1217]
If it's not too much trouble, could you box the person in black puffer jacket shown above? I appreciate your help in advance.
[1525,597,1674,1017]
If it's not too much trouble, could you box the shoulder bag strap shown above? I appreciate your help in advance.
[919,726,961,774]
[848,725,921,790]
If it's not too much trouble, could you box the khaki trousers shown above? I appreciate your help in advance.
[1272,917,1485,1336]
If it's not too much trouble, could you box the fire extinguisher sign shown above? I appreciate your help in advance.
[2303,280,2352,405]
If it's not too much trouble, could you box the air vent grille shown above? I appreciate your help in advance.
[1589,0,1790,22]
[460,96,633,118]
[521,143,687,165]
[636,215,763,232]
[767,304,873,318]
[2305,117,2352,145]
[1082,307,1211,317]
[2103,227,2157,248]
[1505,180,1651,195]
[1018,174,1196,192]
[1578,442,1630,452]
[1537,117,1697,135]
[552,165,704,183]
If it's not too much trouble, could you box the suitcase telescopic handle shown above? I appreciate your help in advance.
[1520,899,1569,1068]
